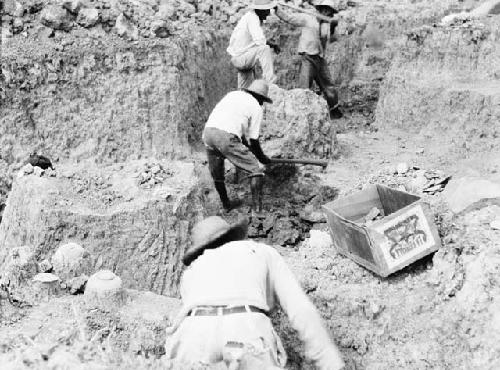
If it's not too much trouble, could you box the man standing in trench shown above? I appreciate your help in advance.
[227,0,280,89]
[165,216,346,369]
[202,79,273,213]
[275,0,343,119]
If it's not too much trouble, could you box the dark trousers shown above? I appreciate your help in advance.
[299,54,339,113]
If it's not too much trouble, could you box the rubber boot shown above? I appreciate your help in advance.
[329,105,343,120]
[214,181,242,212]
[250,176,264,213]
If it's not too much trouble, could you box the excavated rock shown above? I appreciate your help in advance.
[62,0,83,15]
[262,85,335,159]
[76,8,100,28]
[0,160,205,296]
[115,13,139,40]
[51,242,90,280]
[40,5,73,31]
[443,177,500,213]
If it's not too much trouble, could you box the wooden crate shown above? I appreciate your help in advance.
[322,184,441,277]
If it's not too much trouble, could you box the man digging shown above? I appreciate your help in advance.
[165,216,345,369]
[275,0,343,119]
[227,0,280,88]
[202,79,273,213]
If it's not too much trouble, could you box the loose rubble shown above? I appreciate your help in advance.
[136,162,173,188]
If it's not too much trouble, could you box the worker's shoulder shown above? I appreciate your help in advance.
[239,10,258,23]
[302,13,319,25]
[223,90,257,105]
[224,239,275,252]
[242,240,283,256]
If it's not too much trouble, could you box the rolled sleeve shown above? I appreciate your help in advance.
[265,247,345,370]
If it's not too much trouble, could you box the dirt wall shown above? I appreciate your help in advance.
[0,32,234,219]
[269,0,461,129]
[375,18,500,147]
[0,160,207,297]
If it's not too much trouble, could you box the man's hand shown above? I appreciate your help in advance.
[267,41,281,54]
[260,156,272,165]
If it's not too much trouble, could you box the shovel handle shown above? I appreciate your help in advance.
[270,158,328,167]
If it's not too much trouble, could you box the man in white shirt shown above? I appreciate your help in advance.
[227,0,279,89]
[165,216,346,370]
[202,79,273,212]
[275,0,343,119]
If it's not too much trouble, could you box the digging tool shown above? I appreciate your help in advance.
[270,157,329,168]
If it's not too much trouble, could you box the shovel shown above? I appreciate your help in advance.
[270,157,329,168]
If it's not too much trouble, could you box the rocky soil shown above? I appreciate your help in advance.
[2,0,500,369]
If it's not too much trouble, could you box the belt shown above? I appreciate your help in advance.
[188,305,268,317]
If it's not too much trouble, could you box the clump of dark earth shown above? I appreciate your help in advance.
[228,164,338,246]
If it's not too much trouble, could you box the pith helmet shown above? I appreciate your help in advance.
[242,79,273,104]
[249,0,277,10]
[183,216,249,266]
[314,0,338,12]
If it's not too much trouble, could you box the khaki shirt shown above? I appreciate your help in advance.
[180,240,345,370]
[276,9,332,57]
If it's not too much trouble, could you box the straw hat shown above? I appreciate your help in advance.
[183,216,249,266]
[242,79,273,104]
[249,0,278,10]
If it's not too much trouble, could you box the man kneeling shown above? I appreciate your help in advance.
[165,216,345,369]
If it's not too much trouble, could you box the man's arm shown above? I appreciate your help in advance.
[247,103,270,165]
[249,139,271,164]
[274,7,307,27]
[265,247,345,370]
[328,19,339,42]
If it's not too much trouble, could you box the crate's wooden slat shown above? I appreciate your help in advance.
[323,205,380,271]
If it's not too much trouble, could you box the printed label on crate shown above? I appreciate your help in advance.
[372,204,434,269]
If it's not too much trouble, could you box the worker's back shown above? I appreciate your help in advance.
[180,240,273,310]
[227,11,266,57]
